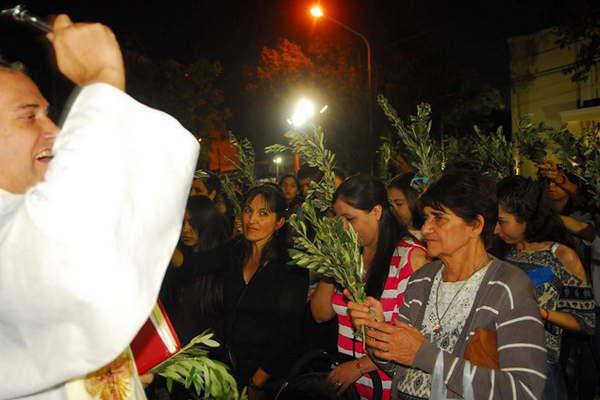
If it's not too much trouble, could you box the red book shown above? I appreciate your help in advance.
[131,301,181,374]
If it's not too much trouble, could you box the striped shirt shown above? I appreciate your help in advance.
[331,239,425,400]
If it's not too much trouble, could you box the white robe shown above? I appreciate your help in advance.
[0,84,199,399]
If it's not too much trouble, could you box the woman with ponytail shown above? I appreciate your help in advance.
[310,174,428,399]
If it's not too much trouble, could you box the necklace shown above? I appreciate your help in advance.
[432,257,492,334]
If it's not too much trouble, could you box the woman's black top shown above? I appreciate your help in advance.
[191,237,309,384]
[159,245,224,345]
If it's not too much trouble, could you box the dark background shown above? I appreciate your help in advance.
[0,0,588,172]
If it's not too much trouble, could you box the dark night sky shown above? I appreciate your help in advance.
[0,0,576,169]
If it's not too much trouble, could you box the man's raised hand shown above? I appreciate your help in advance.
[47,15,125,91]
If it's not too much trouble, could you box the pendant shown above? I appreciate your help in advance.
[433,323,442,334]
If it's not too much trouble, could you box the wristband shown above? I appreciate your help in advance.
[354,359,364,375]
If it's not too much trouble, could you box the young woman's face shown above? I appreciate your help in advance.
[281,177,299,203]
[388,187,413,229]
[242,195,284,245]
[333,199,381,248]
[546,180,568,206]
[494,205,526,245]
[421,206,481,258]
[181,210,199,247]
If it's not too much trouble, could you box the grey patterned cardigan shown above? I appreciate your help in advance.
[372,257,547,399]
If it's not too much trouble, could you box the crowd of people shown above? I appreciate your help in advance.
[1,13,598,400]
[153,160,599,400]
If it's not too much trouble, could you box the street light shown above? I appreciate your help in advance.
[310,5,372,105]
[273,156,283,181]
[310,5,323,18]
[310,4,373,164]
[289,98,316,128]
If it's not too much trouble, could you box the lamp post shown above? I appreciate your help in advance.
[273,156,283,181]
[310,5,372,141]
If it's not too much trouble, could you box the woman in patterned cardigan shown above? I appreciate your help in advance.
[348,173,547,399]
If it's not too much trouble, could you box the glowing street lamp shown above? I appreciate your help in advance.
[273,156,283,180]
[309,5,323,18]
[289,98,316,128]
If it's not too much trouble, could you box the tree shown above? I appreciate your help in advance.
[246,36,368,171]
[122,35,230,137]
[555,1,600,82]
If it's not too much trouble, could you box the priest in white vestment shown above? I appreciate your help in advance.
[0,15,199,399]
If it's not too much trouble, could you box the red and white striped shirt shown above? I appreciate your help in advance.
[331,238,425,400]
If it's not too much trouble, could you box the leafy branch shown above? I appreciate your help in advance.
[550,123,600,202]
[515,114,554,165]
[289,204,365,304]
[266,126,367,337]
[376,139,394,182]
[152,331,244,399]
[225,134,258,188]
[377,95,442,192]
[470,125,515,179]
[266,127,337,212]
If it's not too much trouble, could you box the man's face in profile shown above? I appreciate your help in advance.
[0,70,58,194]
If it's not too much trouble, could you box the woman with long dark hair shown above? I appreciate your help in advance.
[310,174,428,399]
[495,175,595,399]
[387,173,425,240]
[160,195,230,343]
[190,184,308,398]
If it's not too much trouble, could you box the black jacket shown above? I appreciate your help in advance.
[192,238,309,383]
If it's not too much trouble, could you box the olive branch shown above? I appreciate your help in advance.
[377,95,441,192]
[152,331,245,399]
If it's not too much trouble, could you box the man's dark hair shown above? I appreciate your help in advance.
[333,168,347,182]
[420,172,498,249]
[0,55,26,73]
[297,165,322,182]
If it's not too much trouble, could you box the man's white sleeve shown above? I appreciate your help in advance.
[0,83,199,398]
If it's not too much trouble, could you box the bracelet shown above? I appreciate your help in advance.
[248,377,264,391]
[354,359,364,375]
[543,309,550,321]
